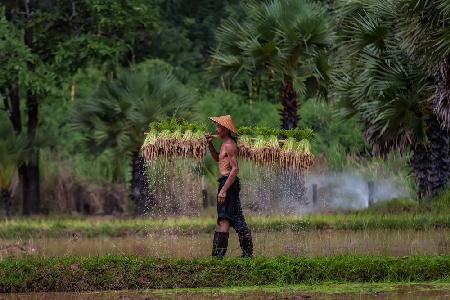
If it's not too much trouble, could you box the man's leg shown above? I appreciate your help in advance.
[236,220,253,258]
[212,219,230,258]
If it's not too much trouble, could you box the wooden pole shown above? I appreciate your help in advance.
[201,176,208,208]
[312,184,318,208]
[368,181,375,207]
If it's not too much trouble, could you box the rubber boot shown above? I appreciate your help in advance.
[237,227,253,258]
[211,231,229,258]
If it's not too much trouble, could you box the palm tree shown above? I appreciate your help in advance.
[334,0,450,199]
[71,69,192,214]
[210,0,333,129]
[396,0,450,128]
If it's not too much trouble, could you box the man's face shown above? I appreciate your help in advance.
[215,124,229,138]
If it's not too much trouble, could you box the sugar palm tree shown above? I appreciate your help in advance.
[210,0,333,129]
[396,0,450,127]
[71,69,192,214]
[334,0,450,199]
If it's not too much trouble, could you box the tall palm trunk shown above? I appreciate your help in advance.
[411,116,450,200]
[279,78,299,130]
[130,151,155,215]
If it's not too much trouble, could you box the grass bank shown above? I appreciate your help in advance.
[0,214,448,238]
[0,255,448,292]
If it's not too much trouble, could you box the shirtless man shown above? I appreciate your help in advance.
[205,115,253,258]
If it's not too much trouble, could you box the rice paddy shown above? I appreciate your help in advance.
[0,229,448,258]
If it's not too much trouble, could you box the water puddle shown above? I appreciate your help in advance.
[2,285,449,299]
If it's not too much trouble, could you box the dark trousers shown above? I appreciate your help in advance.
[212,176,253,257]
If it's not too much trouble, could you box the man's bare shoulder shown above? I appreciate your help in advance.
[223,139,238,155]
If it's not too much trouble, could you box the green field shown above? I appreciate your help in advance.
[0,255,449,292]
[0,213,448,239]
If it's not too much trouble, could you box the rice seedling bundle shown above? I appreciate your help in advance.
[141,118,208,161]
[141,118,314,171]
[237,127,314,171]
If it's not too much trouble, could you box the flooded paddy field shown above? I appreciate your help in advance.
[0,229,448,258]
[2,283,449,299]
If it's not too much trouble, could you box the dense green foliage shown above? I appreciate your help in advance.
[1,0,450,214]
[0,255,448,292]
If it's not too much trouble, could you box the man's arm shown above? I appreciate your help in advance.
[218,143,239,203]
[205,133,219,162]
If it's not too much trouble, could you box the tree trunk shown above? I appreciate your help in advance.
[4,83,22,214]
[411,116,450,200]
[130,151,155,215]
[21,0,40,214]
[279,79,298,130]
[19,163,31,215]
[1,188,12,217]
[6,83,36,215]
[26,89,40,213]
[10,85,21,132]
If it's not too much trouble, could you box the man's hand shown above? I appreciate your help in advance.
[205,132,213,143]
[205,132,219,162]
[218,189,226,204]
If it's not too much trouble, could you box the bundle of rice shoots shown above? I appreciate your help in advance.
[237,135,253,159]
[280,137,297,169]
[237,126,253,160]
[279,131,314,171]
[141,120,314,171]
[141,130,158,160]
[263,135,280,164]
[250,135,266,164]
[294,139,314,170]
[141,119,208,161]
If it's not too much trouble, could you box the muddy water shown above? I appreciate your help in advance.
[0,229,448,258]
[2,286,450,299]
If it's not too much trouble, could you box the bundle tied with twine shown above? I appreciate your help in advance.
[237,126,314,171]
[141,118,208,161]
[141,118,314,171]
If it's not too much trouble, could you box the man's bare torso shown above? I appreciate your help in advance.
[218,139,238,176]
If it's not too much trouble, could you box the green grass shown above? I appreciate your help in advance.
[430,190,450,214]
[0,213,448,238]
[0,255,448,292]
[364,196,450,214]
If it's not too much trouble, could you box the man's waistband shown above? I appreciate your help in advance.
[218,176,240,182]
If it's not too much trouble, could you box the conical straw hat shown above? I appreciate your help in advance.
[209,115,238,134]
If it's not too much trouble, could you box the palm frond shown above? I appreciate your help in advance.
[334,0,435,155]
[70,69,192,156]
[210,0,333,97]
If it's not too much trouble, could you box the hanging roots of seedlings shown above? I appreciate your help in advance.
[141,119,314,171]
[141,118,208,161]
[236,127,315,171]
